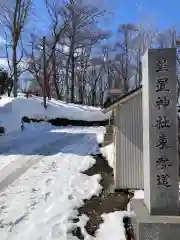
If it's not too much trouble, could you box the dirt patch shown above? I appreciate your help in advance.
[74,153,130,237]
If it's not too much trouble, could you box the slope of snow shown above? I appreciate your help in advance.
[100,143,114,168]
[0,95,111,133]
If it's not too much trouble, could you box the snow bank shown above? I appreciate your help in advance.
[0,95,111,133]
[100,143,114,168]
[95,211,132,240]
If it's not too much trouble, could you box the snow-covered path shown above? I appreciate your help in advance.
[0,125,129,240]
[0,126,103,239]
[0,126,104,191]
[0,127,86,155]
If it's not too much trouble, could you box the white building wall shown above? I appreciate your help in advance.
[114,92,143,189]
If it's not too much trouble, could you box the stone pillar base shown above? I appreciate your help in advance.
[130,199,180,240]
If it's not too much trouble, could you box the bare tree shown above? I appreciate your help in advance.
[115,23,138,92]
[133,23,157,87]
[24,0,68,101]
[0,0,32,97]
[28,0,69,101]
[56,0,109,103]
[25,33,44,91]
[25,0,110,104]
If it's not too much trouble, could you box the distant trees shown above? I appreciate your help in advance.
[25,0,110,105]
[26,17,180,106]
[0,68,12,96]
[0,0,32,97]
[1,0,180,104]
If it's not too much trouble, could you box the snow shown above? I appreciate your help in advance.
[0,125,103,175]
[0,155,101,239]
[95,211,132,240]
[133,190,144,199]
[0,125,101,240]
[0,123,129,239]
[100,143,114,168]
[0,95,111,134]
[0,124,129,240]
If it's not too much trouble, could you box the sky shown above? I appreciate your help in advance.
[0,0,180,63]
[33,0,180,34]
[1,0,180,42]
[104,0,180,30]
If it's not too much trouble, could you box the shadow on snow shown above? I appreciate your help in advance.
[0,131,98,157]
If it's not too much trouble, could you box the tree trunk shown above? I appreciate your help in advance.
[8,81,13,97]
[92,89,96,106]
[71,54,75,103]
[52,53,61,100]
[47,86,51,100]
[99,73,104,107]
[124,29,129,93]
[12,45,18,98]
[65,55,71,102]
[92,80,98,106]
[67,6,76,103]
[43,36,47,109]
[177,80,180,100]
[79,80,84,104]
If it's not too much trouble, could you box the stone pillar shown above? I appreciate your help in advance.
[130,48,180,240]
[143,48,179,216]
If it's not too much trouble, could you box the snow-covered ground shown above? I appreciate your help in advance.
[0,95,111,133]
[0,93,129,239]
[0,143,101,239]
[0,125,104,179]
[0,122,129,239]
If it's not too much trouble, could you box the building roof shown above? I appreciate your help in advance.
[103,85,142,113]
